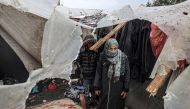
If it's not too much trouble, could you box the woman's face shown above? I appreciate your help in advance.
[104,38,119,57]
[108,45,118,53]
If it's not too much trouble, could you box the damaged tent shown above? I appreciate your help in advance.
[135,1,190,109]
[0,34,29,84]
[0,0,190,109]
[0,0,82,108]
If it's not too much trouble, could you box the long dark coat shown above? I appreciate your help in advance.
[94,52,130,109]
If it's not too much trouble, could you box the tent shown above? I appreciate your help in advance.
[0,0,190,109]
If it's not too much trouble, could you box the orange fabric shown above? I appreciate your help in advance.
[150,23,167,58]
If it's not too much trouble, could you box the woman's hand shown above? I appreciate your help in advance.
[121,91,128,99]
[95,90,101,96]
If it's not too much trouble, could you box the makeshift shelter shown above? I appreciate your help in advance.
[0,0,190,109]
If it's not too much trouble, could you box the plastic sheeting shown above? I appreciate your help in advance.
[54,6,96,29]
[0,4,47,62]
[0,27,41,72]
[57,6,103,18]
[97,5,134,28]
[55,6,105,28]
[164,66,190,109]
[0,0,59,18]
[41,6,83,68]
[135,0,190,78]
[0,5,83,109]
[134,1,190,109]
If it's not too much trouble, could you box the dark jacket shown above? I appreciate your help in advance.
[94,52,130,92]
[94,52,130,109]
[76,50,99,80]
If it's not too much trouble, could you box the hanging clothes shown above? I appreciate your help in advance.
[117,19,156,82]
[150,23,167,58]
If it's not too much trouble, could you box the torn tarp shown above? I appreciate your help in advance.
[135,1,190,109]
[164,66,190,109]
[0,3,47,62]
[0,0,59,19]
[57,6,103,18]
[97,5,134,28]
[0,0,190,109]
[0,5,84,109]
[135,0,190,78]
[0,27,41,72]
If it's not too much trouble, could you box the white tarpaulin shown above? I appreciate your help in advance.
[0,4,83,109]
[0,0,59,18]
[0,27,41,72]
[41,6,83,68]
[0,0,58,62]
[0,3,47,62]
[56,6,103,18]
[135,0,190,78]
[164,66,190,109]
[97,5,134,28]
[134,1,190,109]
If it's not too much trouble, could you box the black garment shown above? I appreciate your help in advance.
[76,50,99,80]
[117,19,156,82]
[82,79,97,107]
[94,52,130,109]
[0,35,29,84]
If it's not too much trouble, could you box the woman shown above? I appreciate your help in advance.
[94,38,130,109]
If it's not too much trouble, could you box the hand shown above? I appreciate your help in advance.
[95,90,101,96]
[121,91,127,99]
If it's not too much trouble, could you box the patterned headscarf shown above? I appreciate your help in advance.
[104,38,119,58]
[104,38,122,79]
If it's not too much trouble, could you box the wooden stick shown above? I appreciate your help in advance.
[90,22,126,51]
[146,64,172,96]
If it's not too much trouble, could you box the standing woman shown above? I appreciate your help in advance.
[94,38,130,109]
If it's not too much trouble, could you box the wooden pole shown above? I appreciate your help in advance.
[90,22,126,51]
[146,64,172,96]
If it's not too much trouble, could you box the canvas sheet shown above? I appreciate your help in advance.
[0,6,83,109]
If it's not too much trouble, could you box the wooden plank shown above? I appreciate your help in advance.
[146,64,172,96]
[90,22,126,51]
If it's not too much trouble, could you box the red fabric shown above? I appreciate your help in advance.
[47,83,57,91]
[150,23,167,58]
[177,59,186,72]
[59,104,77,109]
